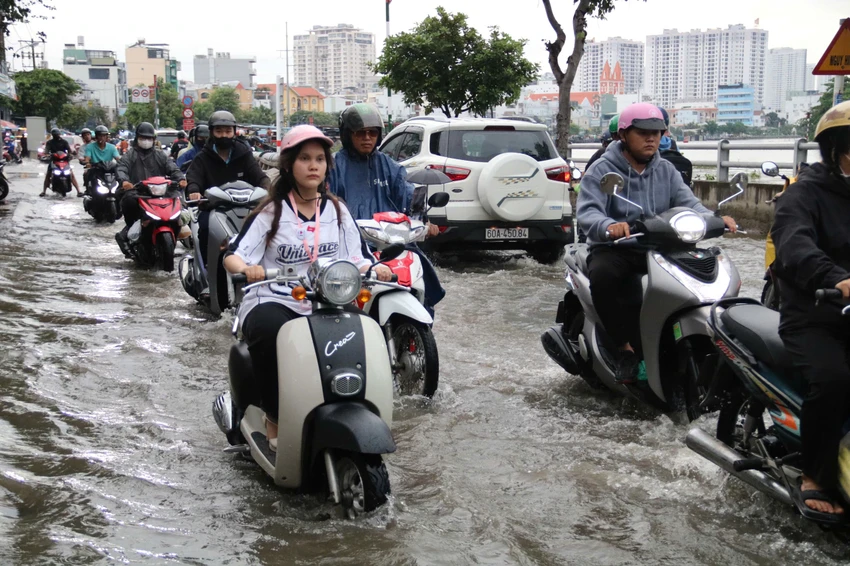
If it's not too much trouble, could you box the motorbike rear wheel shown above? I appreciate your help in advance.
[335,453,390,519]
[0,178,8,201]
[157,232,176,272]
[390,317,439,398]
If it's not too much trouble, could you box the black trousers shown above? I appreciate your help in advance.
[242,303,300,419]
[121,190,141,228]
[781,325,850,490]
[198,210,210,266]
[587,246,647,348]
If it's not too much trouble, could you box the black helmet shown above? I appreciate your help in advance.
[339,103,383,151]
[94,125,109,136]
[195,124,210,139]
[81,128,92,136]
[135,122,155,138]
[51,128,61,136]
[208,111,238,129]
[177,131,186,139]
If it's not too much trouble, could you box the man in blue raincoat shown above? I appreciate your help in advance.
[329,103,445,311]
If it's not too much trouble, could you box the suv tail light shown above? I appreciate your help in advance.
[425,164,471,182]
[546,166,571,183]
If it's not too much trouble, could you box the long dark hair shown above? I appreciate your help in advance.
[249,139,341,247]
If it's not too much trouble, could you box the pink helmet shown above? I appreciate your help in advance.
[280,125,333,152]
[618,103,667,132]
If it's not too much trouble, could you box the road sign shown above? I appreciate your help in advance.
[183,119,195,131]
[182,108,194,119]
[182,95,194,107]
[813,18,850,75]
[131,88,151,103]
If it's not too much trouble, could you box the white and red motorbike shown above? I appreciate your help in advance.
[355,193,449,397]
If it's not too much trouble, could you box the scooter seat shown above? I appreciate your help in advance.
[720,305,793,374]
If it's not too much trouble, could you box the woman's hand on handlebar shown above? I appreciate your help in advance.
[374,264,393,282]
[188,192,201,201]
[722,215,738,233]
[243,265,265,283]
[606,222,630,240]
[837,278,850,299]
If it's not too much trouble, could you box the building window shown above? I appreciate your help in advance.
[201,92,209,99]
[89,68,110,80]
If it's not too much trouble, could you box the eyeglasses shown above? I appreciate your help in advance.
[353,129,380,139]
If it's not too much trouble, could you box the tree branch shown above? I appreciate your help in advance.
[541,0,565,84]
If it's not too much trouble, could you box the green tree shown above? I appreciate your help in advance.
[799,79,850,139]
[239,106,276,125]
[194,101,214,122]
[11,68,79,121]
[543,0,645,156]
[0,1,54,65]
[703,121,719,136]
[289,110,339,127]
[372,7,538,117]
[56,103,88,130]
[209,86,240,114]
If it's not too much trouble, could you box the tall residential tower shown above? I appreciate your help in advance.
[293,24,377,95]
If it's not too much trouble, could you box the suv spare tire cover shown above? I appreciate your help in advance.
[477,152,547,222]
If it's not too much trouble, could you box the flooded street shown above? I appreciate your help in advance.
[1,161,848,564]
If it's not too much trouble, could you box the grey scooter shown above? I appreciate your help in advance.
[179,181,267,316]
[541,172,746,419]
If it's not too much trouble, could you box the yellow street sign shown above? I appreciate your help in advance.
[813,18,850,75]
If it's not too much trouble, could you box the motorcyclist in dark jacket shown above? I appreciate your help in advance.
[185,111,270,266]
[170,131,189,160]
[328,103,445,312]
[114,122,186,256]
[40,128,84,197]
[772,100,850,516]
[176,125,210,170]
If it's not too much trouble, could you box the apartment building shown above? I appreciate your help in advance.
[764,48,807,112]
[575,37,644,94]
[293,24,377,95]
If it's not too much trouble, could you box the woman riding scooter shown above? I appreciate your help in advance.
[771,99,850,516]
[223,125,392,449]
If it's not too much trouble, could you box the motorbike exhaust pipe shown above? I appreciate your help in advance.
[685,428,792,506]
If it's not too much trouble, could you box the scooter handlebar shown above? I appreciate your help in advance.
[815,288,843,302]
[230,268,280,285]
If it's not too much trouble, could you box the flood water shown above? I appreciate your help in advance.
[1,160,848,564]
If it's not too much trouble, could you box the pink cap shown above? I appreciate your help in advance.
[280,125,333,152]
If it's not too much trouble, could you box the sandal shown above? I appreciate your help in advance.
[39,192,47,198]
[262,414,278,452]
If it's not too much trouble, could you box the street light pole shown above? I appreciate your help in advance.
[386,0,392,128]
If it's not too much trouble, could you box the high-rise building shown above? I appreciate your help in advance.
[575,37,644,94]
[646,25,768,110]
[125,40,179,90]
[764,48,806,112]
[193,49,257,88]
[293,24,377,95]
[63,38,127,116]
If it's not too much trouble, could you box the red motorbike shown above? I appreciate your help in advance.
[125,176,182,272]
[50,151,72,196]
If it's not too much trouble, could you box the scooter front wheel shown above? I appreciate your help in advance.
[335,453,390,519]
[0,178,8,201]
[390,317,439,398]
[157,232,176,272]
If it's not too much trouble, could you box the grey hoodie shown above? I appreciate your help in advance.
[577,141,711,245]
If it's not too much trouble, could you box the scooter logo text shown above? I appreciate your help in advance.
[325,332,356,357]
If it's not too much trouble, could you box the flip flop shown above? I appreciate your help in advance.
[39,193,47,198]
[790,476,847,523]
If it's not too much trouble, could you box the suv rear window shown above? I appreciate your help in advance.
[431,129,556,162]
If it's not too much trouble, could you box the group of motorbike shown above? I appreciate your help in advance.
[541,160,850,530]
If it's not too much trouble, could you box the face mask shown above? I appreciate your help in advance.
[196,138,207,150]
[214,137,234,150]
[137,139,153,150]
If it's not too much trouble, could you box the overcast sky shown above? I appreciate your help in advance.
[8,0,848,84]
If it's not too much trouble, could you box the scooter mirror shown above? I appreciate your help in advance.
[730,172,748,191]
[427,192,450,208]
[761,161,779,177]
[599,172,625,195]
[379,243,406,263]
[571,168,582,181]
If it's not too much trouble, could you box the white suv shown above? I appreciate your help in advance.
[380,116,573,263]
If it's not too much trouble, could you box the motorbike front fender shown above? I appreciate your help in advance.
[375,290,432,326]
[310,403,396,459]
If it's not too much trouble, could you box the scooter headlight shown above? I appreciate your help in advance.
[148,183,168,196]
[110,182,119,194]
[95,181,109,195]
[361,226,391,244]
[315,260,362,305]
[63,169,71,176]
[382,221,412,244]
[669,211,706,243]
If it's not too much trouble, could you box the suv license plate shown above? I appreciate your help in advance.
[486,227,529,240]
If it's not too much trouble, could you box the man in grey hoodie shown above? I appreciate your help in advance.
[577,103,737,382]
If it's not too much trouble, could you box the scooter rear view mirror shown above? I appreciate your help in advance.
[427,192,450,208]
[761,161,779,177]
[718,172,748,211]
[599,172,624,195]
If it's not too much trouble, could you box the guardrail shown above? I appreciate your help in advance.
[565,138,819,182]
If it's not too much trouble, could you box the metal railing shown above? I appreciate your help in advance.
[565,138,819,182]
